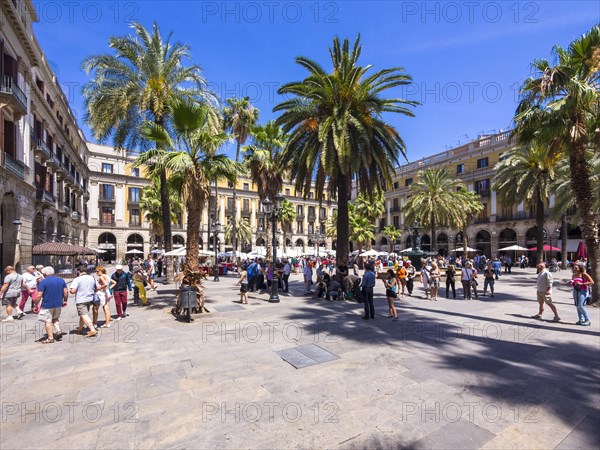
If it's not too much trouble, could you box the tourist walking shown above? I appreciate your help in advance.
[146,257,157,290]
[383,269,399,320]
[19,266,41,315]
[132,266,149,306]
[491,258,501,279]
[429,262,441,301]
[35,266,67,343]
[94,266,112,327]
[303,263,313,295]
[282,260,291,293]
[397,263,407,296]
[361,264,376,320]
[420,262,432,299]
[236,265,249,304]
[445,264,456,298]
[1,266,23,321]
[568,263,593,326]
[110,265,132,321]
[70,265,98,337]
[461,262,476,300]
[531,262,560,322]
[405,261,416,296]
[482,263,495,297]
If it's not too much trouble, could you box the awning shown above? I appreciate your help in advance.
[32,242,97,256]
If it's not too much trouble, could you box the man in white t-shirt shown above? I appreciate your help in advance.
[69,266,98,337]
[283,261,291,293]
[19,266,41,316]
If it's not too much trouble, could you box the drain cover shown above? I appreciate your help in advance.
[214,304,246,312]
[276,344,339,369]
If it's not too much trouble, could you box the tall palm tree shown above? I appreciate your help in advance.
[139,177,184,248]
[494,144,559,264]
[243,121,288,260]
[82,22,213,255]
[223,97,260,255]
[402,168,483,252]
[137,100,242,270]
[279,198,296,254]
[275,35,418,265]
[515,25,600,302]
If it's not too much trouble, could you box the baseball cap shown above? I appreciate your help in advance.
[115,264,124,270]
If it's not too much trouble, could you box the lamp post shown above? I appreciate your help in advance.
[263,192,285,303]
[212,221,221,282]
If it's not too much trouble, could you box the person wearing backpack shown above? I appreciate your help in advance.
[1,266,24,321]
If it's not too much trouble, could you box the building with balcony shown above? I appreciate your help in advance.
[87,143,336,261]
[373,130,582,257]
[1,0,90,269]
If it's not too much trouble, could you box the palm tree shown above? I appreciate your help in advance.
[402,168,483,253]
[279,198,296,254]
[139,178,183,248]
[514,25,600,302]
[243,121,288,260]
[350,215,375,252]
[382,225,402,253]
[137,100,242,270]
[354,189,386,224]
[494,144,558,264]
[275,35,418,265]
[223,97,260,255]
[82,22,213,255]
[225,218,253,251]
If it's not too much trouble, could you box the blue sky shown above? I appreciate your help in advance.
[33,1,599,162]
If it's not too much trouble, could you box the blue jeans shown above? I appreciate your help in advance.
[483,278,494,295]
[493,269,500,279]
[573,289,590,322]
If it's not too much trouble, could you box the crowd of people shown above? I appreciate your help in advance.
[0,257,162,343]
[0,251,594,343]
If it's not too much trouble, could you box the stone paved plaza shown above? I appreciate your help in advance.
[1,268,599,449]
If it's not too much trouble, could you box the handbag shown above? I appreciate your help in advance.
[470,279,478,287]
[92,292,101,304]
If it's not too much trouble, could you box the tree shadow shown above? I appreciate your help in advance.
[279,295,600,448]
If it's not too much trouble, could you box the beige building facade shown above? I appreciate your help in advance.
[1,0,90,270]
[87,143,336,262]
[374,131,580,258]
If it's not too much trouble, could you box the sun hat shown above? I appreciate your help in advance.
[115,264,124,270]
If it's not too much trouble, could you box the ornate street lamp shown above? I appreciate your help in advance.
[263,192,285,303]
[212,221,221,282]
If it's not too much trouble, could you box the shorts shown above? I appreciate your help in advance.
[399,278,407,286]
[100,293,112,307]
[386,289,398,298]
[76,302,92,316]
[38,307,62,323]
[240,283,248,293]
[536,291,553,304]
[2,296,18,307]
[432,278,440,287]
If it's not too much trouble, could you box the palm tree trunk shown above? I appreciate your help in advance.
[560,215,568,269]
[535,193,545,265]
[231,141,240,255]
[431,212,436,253]
[569,136,599,304]
[160,169,172,254]
[336,173,350,266]
[186,187,202,271]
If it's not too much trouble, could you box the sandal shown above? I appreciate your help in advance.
[40,338,54,344]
